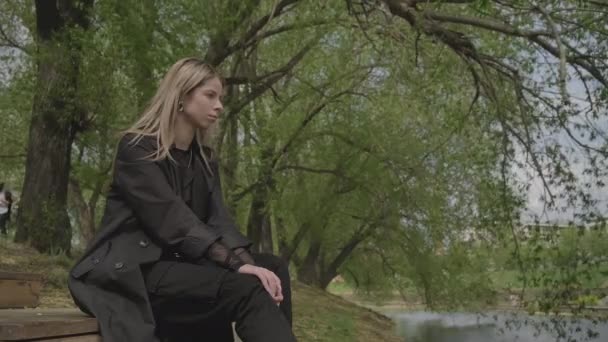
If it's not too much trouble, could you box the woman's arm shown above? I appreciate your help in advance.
[115,137,221,261]
[205,241,245,270]
[234,247,255,265]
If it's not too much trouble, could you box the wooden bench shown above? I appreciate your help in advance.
[0,272,43,310]
[0,271,240,341]
[0,271,100,341]
[0,309,100,341]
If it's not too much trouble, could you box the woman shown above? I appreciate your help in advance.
[68,57,296,342]
[0,185,12,236]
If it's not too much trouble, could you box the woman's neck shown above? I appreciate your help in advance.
[174,115,195,150]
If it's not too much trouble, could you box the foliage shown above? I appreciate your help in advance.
[0,0,607,322]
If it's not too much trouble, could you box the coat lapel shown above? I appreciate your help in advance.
[181,161,195,194]
[190,152,212,221]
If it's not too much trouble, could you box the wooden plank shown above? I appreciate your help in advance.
[0,273,43,282]
[0,279,42,309]
[21,333,101,342]
[0,309,98,341]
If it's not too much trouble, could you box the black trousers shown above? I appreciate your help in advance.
[0,214,8,235]
[143,253,295,342]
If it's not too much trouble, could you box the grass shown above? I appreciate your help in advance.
[0,237,402,342]
[0,237,76,307]
[293,282,401,341]
[326,280,354,295]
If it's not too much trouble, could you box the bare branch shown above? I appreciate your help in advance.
[281,222,311,262]
[529,36,607,87]
[535,6,569,105]
[0,153,26,159]
[420,9,552,37]
[0,23,28,54]
[588,0,608,8]
[416,0,474,3]
[224,40,316,119]
[276,164,343,176]
[206,0,300,65]
[227,19,330,60]
[380,0,608,87]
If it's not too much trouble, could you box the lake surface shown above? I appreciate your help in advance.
[389,311,608,342]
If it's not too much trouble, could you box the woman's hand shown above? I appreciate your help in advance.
[237,264,283,304]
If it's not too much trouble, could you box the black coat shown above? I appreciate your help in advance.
[68,135,251,342]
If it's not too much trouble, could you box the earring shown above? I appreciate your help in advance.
[178,100,184,112]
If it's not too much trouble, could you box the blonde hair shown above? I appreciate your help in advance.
[123,57,221,171]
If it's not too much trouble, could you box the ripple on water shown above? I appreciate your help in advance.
[389,311,608,342]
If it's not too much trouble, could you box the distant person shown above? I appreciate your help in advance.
[68,57,294,342]
[0,186,13,236]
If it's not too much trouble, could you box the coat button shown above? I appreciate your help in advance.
[92,258,100,264]
[114,262,124,270]
[139,240,149,248]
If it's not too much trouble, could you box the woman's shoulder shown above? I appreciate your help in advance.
[116,133,158,161]
[118,133,157,148]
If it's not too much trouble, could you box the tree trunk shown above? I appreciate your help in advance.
[219,53,246,213]
[246,183,274,253]
[246,146,275,253]
[296,239,322,287]
[67,179,95,246]
[279,221,310,263]
[14,0,93,254]
[319,233,367,289]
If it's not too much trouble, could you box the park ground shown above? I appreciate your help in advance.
[0,238,402,342]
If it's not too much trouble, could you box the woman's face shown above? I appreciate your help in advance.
[182,77,224,129]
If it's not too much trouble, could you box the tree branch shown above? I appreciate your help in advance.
[380,0,608,88]
[0,23,28,54]
[0,153,26,159]
[322,231,367,286]
[270,69,375,170]
[225,40,316,120]
[281,222,312,262]
[205,0,300,65]
[420,9,552,37]
[226,18,329,61]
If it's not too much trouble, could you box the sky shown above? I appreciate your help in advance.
[515,73,608,225]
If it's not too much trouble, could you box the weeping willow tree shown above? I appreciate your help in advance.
[1,0,607,316]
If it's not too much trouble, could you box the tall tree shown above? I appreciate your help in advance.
[14,0,93,253]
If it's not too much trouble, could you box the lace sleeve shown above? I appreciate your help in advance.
[234,247,255,265]
[205,241,245,271]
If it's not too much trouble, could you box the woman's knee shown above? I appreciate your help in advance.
[222,273,267,302]
[214,273,274,324]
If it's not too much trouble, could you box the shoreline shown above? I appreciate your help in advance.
[332,292,608,319]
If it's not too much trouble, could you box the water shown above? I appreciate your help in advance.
[389,311,608,342]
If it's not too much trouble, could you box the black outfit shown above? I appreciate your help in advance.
[164,146,246,272]
[145,253,293,342]
[68,135,295,342]
[0,191,12,236]
[0,213,9,235]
